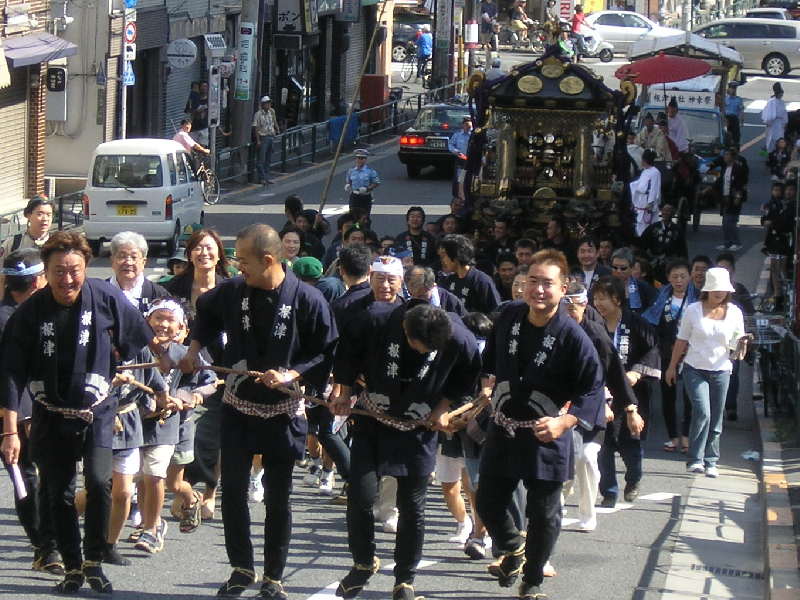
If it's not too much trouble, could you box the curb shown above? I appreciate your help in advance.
[753,261,800,600]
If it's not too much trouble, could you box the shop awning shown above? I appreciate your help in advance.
[2,32,78,69]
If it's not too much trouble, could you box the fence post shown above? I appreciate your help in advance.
[311,125,317,163]
[281,134,288,173]
[58,195,64,230]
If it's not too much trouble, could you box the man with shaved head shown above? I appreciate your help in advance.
[180,223,338,600]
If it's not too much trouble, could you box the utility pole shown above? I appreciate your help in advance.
[230,0,262,179]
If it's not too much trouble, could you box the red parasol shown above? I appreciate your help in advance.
[614,52,711,85]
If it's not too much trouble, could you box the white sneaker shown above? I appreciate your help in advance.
[448,515,473,544]
[318,470,335,495]
[248,470,265,503]
[304,463,321,486]
[705,466,719,478]
[383,509,399,533]
[577,518,597,532]
[687,462,705,474]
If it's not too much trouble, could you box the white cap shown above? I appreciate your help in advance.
[701,267,736,293]
[370,256,404,279]
[261,95,271,103]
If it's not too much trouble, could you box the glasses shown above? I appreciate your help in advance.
[528,278,556,290]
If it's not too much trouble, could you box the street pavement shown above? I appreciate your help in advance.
[0,50,785,599]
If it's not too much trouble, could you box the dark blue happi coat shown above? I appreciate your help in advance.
[335,300,482,476]
[1,278,153,450]
[481,302,604,482]
[438,266,501,315]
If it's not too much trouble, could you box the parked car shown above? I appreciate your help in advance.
[583,10,683,55]
[756,0,800,19]
[83,139,204,255]
[393,10,432,62]
[693,17,800,76]
[398,103,470,178]
[745,7,792,19]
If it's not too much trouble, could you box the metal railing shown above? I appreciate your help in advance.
[215,79,467,185]
[0,191,84,243]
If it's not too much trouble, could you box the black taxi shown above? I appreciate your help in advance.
[398,102,470,178]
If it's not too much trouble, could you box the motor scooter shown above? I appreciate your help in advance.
[573,29,614,62]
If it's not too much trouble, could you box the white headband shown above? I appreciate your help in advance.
[371,256,404,279]
[145,300,186,324]
[564,290,589,305]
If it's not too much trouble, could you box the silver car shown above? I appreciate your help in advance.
[584,10,684,55]
[693,18,800,77]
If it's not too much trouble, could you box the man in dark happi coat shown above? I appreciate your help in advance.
[406,265,466,316]
[331,261,481,600]
[180,224,337,600]
[475,249,604,600]
[437,234,501,315]
[1,232,162,595]
[394,206,438,268]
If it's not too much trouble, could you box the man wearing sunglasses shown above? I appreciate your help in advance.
[609,247,656,315]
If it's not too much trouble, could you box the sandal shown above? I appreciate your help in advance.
[55,570,85,595]
[180,491,203,533]
[335,557,381,598]
[217,567,257,598]
[487,544,526,587]
[663,440,677,452]
[83,560,113,595]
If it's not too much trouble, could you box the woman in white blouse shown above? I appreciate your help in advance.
[664,268,750,478]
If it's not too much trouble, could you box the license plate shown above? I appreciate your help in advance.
[427,138,447,149]
[116,205,137,216]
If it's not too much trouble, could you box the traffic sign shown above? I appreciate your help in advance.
[124,42,136,61]
[124,0,137,7]
[166,38,197,69]
[124,21,137,44]
[122,61,135,86]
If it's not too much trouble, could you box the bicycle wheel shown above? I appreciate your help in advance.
[202,171,221,205]
[401,55,415,83]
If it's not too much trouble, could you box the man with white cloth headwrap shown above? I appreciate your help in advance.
[762,82,788,154]
[630,149,661,237]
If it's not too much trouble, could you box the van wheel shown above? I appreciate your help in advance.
[763,54,789,77]
[166,224,180,256]
[89,239,102,257]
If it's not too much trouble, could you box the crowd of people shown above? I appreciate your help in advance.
[0,173,756,600]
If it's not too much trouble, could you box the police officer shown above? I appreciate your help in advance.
[345,149,381,221]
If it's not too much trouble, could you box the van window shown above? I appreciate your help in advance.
[92,155,163,188]
[176,156,188,184]
[180,153,198,182]
[697,24,730,39]
[729,22,770,37]
[768,23,797,38]
[167,153,178,186]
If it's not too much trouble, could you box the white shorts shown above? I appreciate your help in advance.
[112,448,140,476]
[140,444,175,479]
[435,449,466,484]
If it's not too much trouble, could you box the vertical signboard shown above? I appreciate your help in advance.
[336,0,360,22]
[432,0,454,87]
[235,22,256,101]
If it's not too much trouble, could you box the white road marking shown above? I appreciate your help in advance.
[639,492,680,502]
[595,502,633,514]
[305,560,437,600]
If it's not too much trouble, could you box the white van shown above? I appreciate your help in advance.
[83,138,204,255]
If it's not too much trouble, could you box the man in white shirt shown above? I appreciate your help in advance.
[173,119,210,156]
[666,97,689,153]
[761,82,788,154]
[252,96,281,186]
[630,149,661,237]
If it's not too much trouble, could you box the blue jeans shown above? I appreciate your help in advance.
[257,135,274,182]
[722,213,740,246]
[683,364,730,467]
[598,430,643,498]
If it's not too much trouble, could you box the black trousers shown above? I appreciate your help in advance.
[476,473,562,587]
[35,428,111,570]
[307,405,350,481]
[220,443,294,580]
[347,432,428,585]
[185,389,222,489]
[0,422,56,556]
[348,193,373,220]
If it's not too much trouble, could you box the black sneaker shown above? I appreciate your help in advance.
[392,582,421,600]
[54,570,85,595]
[600,495,617,509]
[82,560,113,594]
[256,578,288,599]
[464,536,487,560]
[217,568,257,598]
[102,542,131,566]
[519,581,548,599]
[335,557,380,598]
[488,544,526,587]
[33,549,65,576]
[623,483,640,503]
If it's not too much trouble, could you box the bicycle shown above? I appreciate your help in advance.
[195,155,221,205]
[401,43,417,83]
